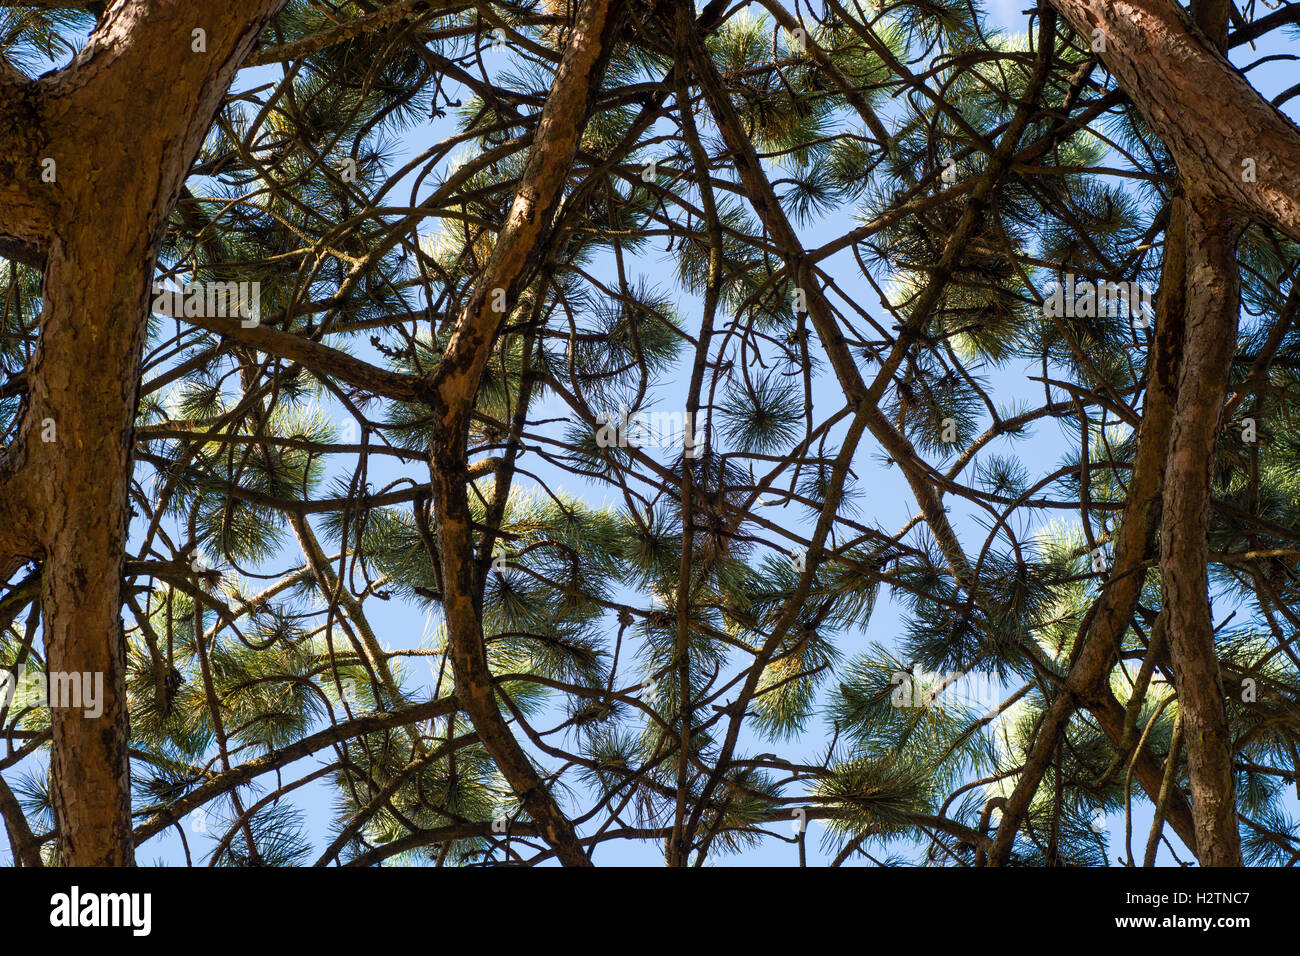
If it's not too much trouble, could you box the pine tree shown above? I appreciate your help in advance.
[1,0,1300,868]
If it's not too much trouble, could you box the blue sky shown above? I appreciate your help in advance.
[133,0,1300,868]
[5,0,1297,867]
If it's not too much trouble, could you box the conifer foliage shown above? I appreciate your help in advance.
[1,0,1300,867]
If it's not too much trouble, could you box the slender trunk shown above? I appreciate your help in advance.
[988,197,1191,864]
[1145,712,1185,866]
[427,0,626,867]
[1158,196,1244,865]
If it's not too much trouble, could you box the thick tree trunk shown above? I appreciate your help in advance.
[0,0,287,865]
[1049,0,1300,240]
[32,238,152,864]
[1047,0,1254,867]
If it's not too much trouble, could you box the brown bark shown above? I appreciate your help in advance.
[1049,0,1254,867]
[1157,197,1244,865]
[989,199,1191,865]
[0,0,288,865]
[1145,711,1185,866]
[1049,0,1300,240]
[425,0,626,867]
[183,311,429,403]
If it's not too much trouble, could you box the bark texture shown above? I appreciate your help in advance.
[0,0,287,865]
[1050,0,1300,239]
[1037,0,1270,865]
[1158,197,1244,865]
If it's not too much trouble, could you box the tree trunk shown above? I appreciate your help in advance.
[989,199,1192,864]
[0,0,287,865]
[427,0,626,867]
[1049,0,1300,240]
[1158,196,1244,865]
[1033,0,1282,868]
[33,236,152,864]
